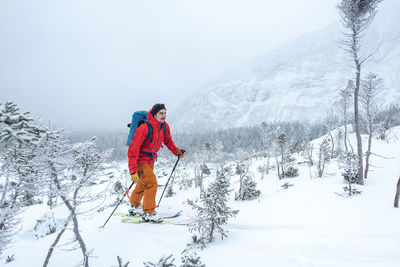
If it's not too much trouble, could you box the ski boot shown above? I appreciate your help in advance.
[128,204,143,216]
[141,212,163,223]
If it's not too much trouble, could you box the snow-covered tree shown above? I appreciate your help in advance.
[261,122,273,173]
[337,0,383,185]
[0,102,46,208]
[165,183,176,198]
[235,175,261,201]
[339,151,359,184]
[317,138,331,177]
[339,151,362,196]
[43,135,111,267]
[0,102,44,146]
[375,105,400,141]
[0,102,45,254]
[360,72,383,178]
[233,148,260,200]
[303,142,314,167]
[144,255,176,267]
[338,80,353,152]
[180,247,205,267]
[0,204,19,255]
[187,168,238,246]
[193,142,212,193]
[274,133,298,179]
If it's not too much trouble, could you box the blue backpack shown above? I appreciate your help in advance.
[126,110,166,146]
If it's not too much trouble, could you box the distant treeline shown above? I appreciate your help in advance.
[66,105,400,162]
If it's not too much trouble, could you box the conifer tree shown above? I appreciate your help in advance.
[317,138,331,177]
[274,133,298,179]
[180,247,206,267]
[338,0,383,185]
[0,102,45,254]
[187,168,238,246]
[144,255,176,267]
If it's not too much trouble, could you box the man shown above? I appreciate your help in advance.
[127,103,185,223]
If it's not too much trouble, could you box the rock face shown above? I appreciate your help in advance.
[171,0,400,132]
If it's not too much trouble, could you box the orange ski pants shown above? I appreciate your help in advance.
[129,163,157,213]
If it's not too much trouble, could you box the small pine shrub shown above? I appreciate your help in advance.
[143,254,176,267]
[340,152,359,184]
[284,166,299,177]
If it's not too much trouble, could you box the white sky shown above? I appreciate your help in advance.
[0,0,339,131]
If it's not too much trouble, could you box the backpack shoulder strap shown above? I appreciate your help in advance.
[144,121,153,142]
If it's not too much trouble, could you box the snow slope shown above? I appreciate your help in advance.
[171,0,400,132]
[2,127,400,267]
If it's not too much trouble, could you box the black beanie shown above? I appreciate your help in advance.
[151,103,166,117]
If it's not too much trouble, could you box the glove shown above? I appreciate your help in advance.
[177,149,185,159]
[130,172,140,183]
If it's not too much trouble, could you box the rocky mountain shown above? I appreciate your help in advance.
[171,0,400,132]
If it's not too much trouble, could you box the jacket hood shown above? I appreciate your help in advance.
[148,109,164,127]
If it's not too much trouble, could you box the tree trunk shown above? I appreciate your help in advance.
[328,132,335,156]
[0,174,9,206]
[280,144,285,179]
[354,59,364,185]
[51,166,89,267]
[364,117,373,179]
[344,108,348,152]
[71,205,89,267]
[43,217,70,267]
[394,177,400,208]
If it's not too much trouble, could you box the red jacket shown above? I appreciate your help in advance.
[128,109,180,174]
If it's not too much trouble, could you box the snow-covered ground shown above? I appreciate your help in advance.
[2,127,400,267]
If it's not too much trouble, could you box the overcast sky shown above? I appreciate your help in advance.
[0,0,339,131]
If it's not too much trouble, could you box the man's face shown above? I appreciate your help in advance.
[154,109,166,123]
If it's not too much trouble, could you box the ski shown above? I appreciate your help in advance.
[120,217,188,225]
[113,210,183,219]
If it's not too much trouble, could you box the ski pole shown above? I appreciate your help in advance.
[99,181,135,229]
[157,157,180,207]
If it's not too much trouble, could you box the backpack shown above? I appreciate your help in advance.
[126,110,166,146]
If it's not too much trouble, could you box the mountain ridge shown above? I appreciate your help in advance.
[171,0,400,133]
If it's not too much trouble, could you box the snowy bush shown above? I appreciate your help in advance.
[165,184,176,198]
[143,254,176,267]
[235,175,261,201]
[343,185,362,196]
[178,175,193,191]
[116,255,130,267]
[339,152,359,184]
[281,182,294,190]
[317,138,331,177]
[180,247,205,267]
[113,181,124,195]
[284,166,299,177]
[0,206,20,255]
[34,212,57,239]
[274,133,299,179]
[6,255,14,263]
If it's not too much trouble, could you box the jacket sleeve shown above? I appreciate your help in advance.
[128,124,148,174]
[163,123,180,155]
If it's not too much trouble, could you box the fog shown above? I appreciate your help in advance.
[0,0,339,131]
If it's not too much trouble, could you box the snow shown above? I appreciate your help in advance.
[1,128,400,267]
